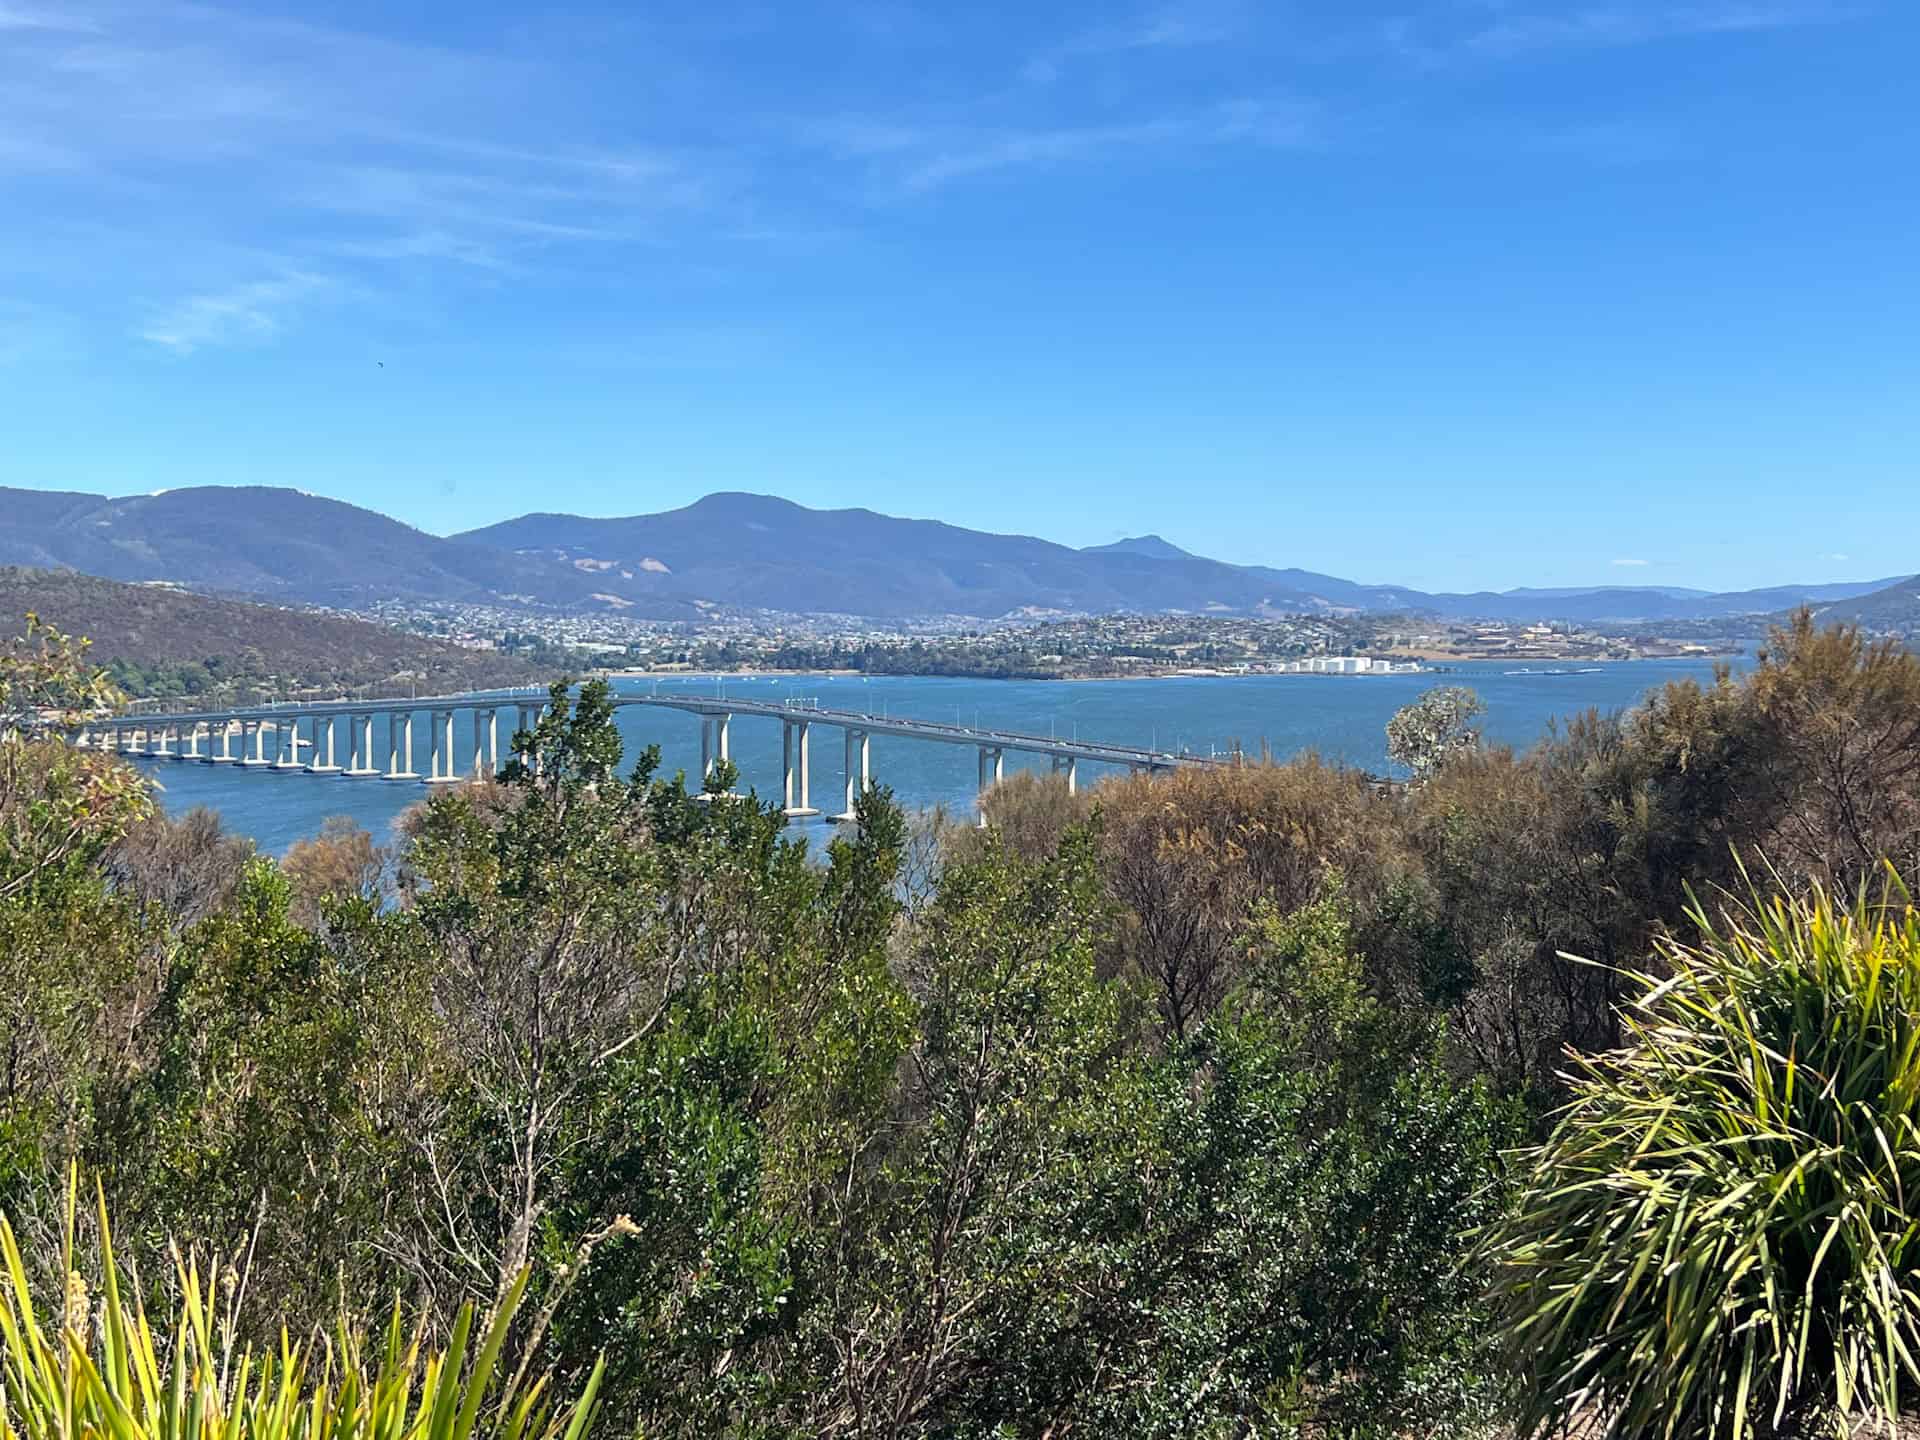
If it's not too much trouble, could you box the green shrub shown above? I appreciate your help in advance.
[1488,875,1920,1439]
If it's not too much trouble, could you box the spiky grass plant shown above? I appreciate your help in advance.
[0,1180,604,1440]
[1488,874,1920,1439]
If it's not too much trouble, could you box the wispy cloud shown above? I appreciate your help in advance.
[137,271,334,353]
[0,2,750,353]
[1065,2,1244,55]
[0,4,100,32]
[1021,2,1242,85]
[331,230,513,271]
[913,103,1312,191]
[0,0,1881,360]
[818,97,1318,193]
[1612,557,1652,567]
[1387,1,1865,65]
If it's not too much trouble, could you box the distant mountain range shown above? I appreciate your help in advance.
[0,484,1907,626]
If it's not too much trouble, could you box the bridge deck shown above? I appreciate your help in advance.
[97,687,1228,770]
[618,695,1224,768]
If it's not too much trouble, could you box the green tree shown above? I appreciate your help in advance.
[1386,685,1485,781]
[1,615,148,902]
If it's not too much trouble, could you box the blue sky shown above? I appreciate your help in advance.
[2,0,1914,593]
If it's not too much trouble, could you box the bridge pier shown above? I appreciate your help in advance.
[273,718,304,771]
[426,710,461,784]
[344,713,380,778]
[699,712,734,786]
[386,712,419,781]
[1052,754,1077,793]
[510,705,536,773]
[977,746,1004,826]
[240,720,272,768]
[307,715,341,773]
[471,708,498,780]
[832,728,870,824]
[179,723,203,761]
[782,719,818,817]
[150,723,174,761]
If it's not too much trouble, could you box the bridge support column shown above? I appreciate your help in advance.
[241,721,271,767]
[832,728,869,825]
[426,711,461,783]
[273,718,303,771]
[307,715,340,773]
[385,712,419,780]
[977,746,1003,826]
[698,713,735,793]
[511,705,535,773]
[179,724,202,761]
[1052,754,1078,794]
[150,723,173,760]
[472,708,497,779]
[345,714,380,778]
[208,722,235,763]
[782,720,818,817]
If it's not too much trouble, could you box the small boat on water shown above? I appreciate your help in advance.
[1504,666,1606,676]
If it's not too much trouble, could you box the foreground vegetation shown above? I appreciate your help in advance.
[3,610,1919,1437]
[0,1183,603,1440]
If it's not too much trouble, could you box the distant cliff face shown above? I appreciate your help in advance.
[0,484,1902,623]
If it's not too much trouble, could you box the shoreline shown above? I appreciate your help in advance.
[592,656,1732,686]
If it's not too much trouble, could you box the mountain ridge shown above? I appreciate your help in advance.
[1,483,1906,624]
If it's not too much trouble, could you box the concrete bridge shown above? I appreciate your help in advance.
[73,686,1231,822]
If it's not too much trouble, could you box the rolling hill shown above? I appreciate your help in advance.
[0,485,699,616]
[0,567,550,699]
[1810,575,1920,634]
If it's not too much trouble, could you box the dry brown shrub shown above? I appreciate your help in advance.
[101,806,255,927]
[1092,757,1404,1040]
[281,815,384,925]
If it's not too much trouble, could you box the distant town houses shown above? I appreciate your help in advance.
[339,597,1746,683]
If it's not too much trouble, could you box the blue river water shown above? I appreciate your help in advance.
[125,659,1730,855]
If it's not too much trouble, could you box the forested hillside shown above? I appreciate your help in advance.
[0,567,551,701]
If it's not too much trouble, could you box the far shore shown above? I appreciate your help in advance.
[593,665,1441,684]
[590,652,1736,687]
